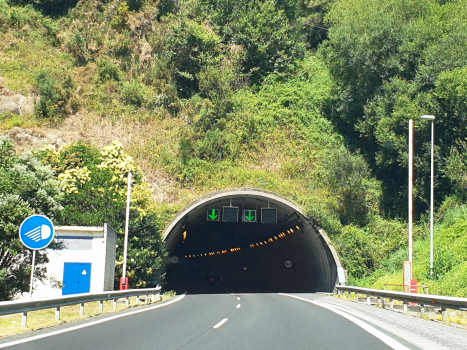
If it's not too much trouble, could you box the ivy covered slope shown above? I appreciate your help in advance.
[1,0,467,298]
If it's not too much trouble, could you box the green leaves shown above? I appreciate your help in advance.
[35,70,76,119]
[0,136,63,300]
[37,141,166,289]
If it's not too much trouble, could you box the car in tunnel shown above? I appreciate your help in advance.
[210,275,223,286]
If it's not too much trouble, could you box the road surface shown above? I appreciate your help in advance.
[0,292,458,350]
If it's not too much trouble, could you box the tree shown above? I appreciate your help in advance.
[38,141,166,288]
[321,0,467,217]
[0,136,63,300]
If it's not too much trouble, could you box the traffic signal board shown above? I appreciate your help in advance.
[223,207,239,222]
[261,208,277,224]
[207,209,220,221]
[243,210,257,223]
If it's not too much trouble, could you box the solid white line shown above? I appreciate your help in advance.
[279,294,411,350]
[236,304,241,309]
[0,294,186,349]
[213,318,228,329]
[319,300,356,312]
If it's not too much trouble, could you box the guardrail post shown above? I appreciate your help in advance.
[420,305,426,317]
[354,293,358,303]
[99,300,104,313]
[366,296,371,306]
[441,308,447,322]
[389,299,394,309]
[113,298,117,311]
[125,297,130,307]
[146,294,149,304]
[21,312,27,329]
[80,302,85,317]
[151,294,155,303]
[403,301,408,313]
[136,296,140,305]
[55,306,60,321]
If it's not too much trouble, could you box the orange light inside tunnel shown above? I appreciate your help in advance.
[182,231,187,243]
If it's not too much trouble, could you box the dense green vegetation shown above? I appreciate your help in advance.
[0,136,63,300]
[1,0,467,297]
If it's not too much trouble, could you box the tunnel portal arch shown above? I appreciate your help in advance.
[163,188,342,293]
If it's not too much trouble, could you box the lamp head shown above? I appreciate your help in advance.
[420,115,435,120]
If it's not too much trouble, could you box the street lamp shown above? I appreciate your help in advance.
[420,115,435,277]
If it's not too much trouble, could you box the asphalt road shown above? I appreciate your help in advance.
[1,292,421,350]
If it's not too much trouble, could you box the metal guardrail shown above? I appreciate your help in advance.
[383,284,429,294]
[336,285,467,322]
[0,286,161,328]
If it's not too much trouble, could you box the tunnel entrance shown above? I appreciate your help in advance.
[164,188,341,293]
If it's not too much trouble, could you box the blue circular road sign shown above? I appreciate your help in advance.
[19,215,55,250]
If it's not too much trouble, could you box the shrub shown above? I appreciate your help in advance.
[121,79,145,106]
[35,70,75,119]
[0,136,63,300]
[97,58,123,82]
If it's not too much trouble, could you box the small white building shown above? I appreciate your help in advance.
[32,224,117,298]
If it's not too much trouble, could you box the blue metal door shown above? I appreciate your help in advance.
[62,262,92,295]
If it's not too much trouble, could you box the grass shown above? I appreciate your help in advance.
[0,113,41,131]
[0,292,175,338]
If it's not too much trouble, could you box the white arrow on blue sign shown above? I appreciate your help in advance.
[19,215,55,250]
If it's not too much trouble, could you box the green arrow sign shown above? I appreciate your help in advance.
[207,209,220,221]
[243,209,256,223]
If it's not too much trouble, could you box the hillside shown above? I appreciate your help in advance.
[1,0,467,298]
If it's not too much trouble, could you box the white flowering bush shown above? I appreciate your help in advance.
[58,167,91,194]
[0,135,64,300]
[37,140,165,289]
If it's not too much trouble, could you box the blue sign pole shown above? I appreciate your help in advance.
[19,215,55,298]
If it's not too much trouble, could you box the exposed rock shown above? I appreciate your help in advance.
[0,94,35,115]
[4,127,65,153]
[0,77,36,115]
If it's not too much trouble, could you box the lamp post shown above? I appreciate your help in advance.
[420,115,435,277]
[121,171,132,289]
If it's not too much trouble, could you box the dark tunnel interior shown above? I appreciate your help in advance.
[164,191,338,294]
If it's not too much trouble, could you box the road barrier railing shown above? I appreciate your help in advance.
[336,285,467,322]
[0,286,161,329]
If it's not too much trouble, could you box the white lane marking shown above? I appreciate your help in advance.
[237,297,241,301]
[0,294,186,349]
[236,304,241,309]
[279,294,411,350]
[319,300,356,312]
[213,318,228,329]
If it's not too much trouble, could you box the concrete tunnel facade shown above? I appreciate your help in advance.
[163,188,342,293]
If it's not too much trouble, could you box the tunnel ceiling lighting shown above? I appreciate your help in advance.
[182,223,302,259]
[182,231,187,243]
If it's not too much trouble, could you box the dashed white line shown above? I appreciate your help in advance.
[236,304,241,309]
[237,297,241,301]
[213,318,228,329]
